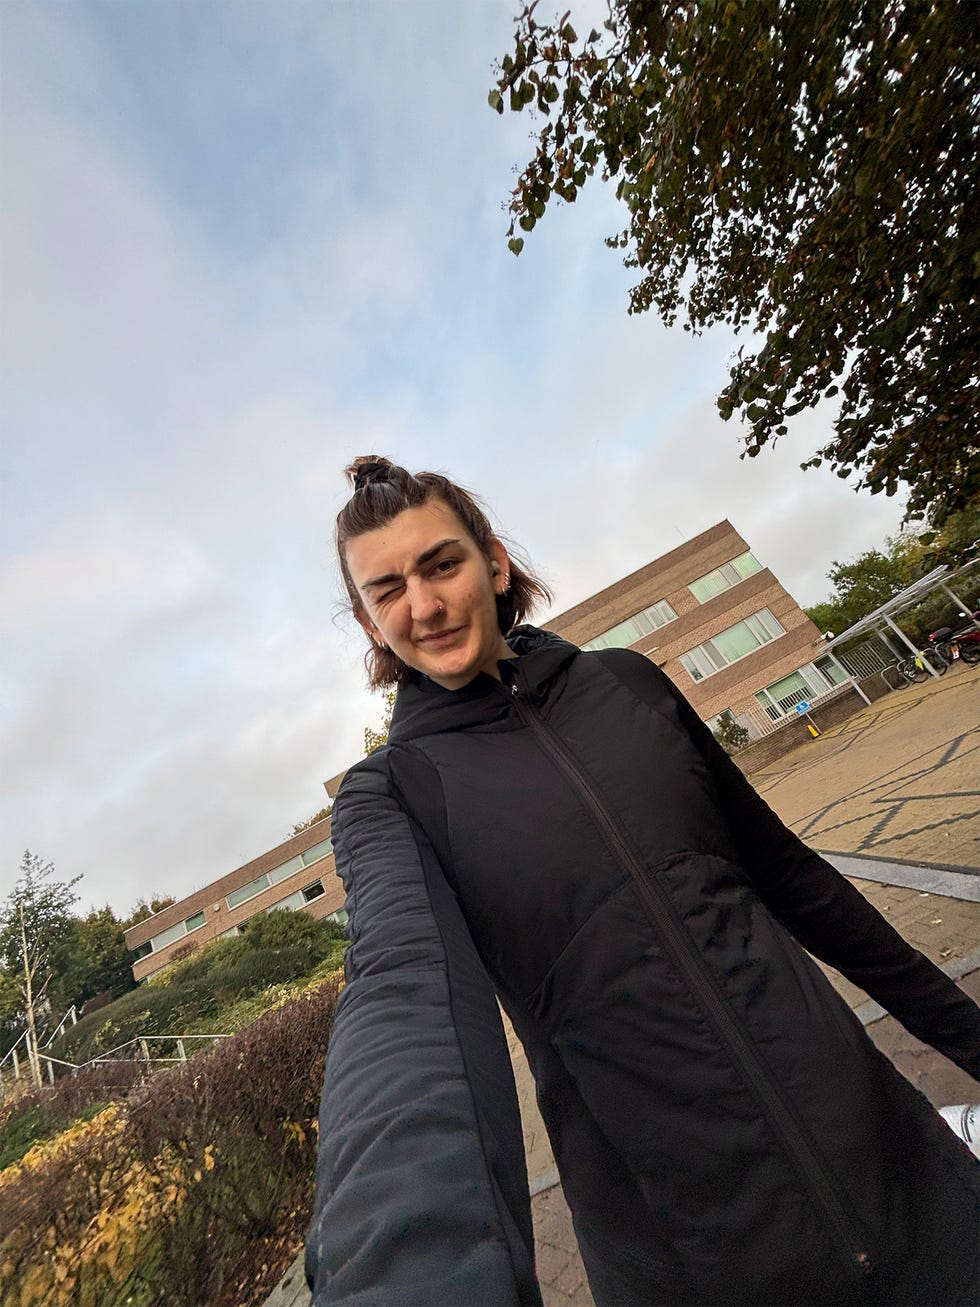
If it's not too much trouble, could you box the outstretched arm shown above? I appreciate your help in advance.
[306,752,541,1307]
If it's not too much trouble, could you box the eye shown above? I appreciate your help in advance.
[432,558,459,575]
[375,582,404,606]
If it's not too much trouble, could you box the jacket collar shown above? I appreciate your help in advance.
[387,626,579,742]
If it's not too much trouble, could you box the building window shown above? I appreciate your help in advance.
[227,873,271,910]
[582,599,678,652]
[225,843,333,911]
[755,670,814,721]
[679,609,786,682]
[138,909,209,959]
[302,880,325,902]
[814,654,848,687]
[301,838,333,866]
[268,855,304,887]
[689,552,762,604]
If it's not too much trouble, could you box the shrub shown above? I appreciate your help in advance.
[47,981,220,1067]
[168,938,200,963]
[153,935,246,987]
[0,1060,145,1169]
[713,710,751,755]
[0,973,342,1306]
[207,944,321,1005]
[241,907,342,953]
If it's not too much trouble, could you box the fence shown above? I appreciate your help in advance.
[835,634,902,679]
[0,1004,82,1094]
[1,1032,230,1093]
[734,679,856,741]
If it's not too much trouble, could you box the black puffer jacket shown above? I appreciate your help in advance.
[307,629,980,1306]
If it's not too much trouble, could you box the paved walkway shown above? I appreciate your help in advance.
[271,663,980,1307]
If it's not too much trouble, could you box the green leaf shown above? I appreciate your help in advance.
[508,237,525,256]
[488,90,503,112]
[519,213,536,232]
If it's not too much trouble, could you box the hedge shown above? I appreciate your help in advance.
[0,972,341,1307]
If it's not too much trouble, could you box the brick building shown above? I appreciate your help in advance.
[125,520,848,981]
[123,817,344,983]
[548,520,847,733]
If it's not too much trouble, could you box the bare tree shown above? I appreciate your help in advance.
[0,851,80,1088]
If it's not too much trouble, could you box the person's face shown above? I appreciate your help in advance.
[346,498,513,691]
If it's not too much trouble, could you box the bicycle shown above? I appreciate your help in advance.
[896,646,950,683]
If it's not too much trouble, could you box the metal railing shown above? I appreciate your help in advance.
[836,635,900,680]
[1,1032,230,1091]
[735,679,855,741]
[0,1003,81,1089]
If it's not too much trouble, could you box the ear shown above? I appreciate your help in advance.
[355,608,382,644]
[489,538,511,593]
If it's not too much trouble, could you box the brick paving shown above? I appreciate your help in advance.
[273,665,980,1306]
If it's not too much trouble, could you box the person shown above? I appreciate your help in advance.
[306,455,980,1307]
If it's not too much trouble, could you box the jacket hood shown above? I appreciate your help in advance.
[387,625,580,743]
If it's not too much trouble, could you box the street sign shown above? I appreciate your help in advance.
[794,701,810,714]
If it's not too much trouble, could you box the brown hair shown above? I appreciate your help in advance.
[337,455,551,688]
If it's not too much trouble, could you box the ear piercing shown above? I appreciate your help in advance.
[491,560,511,591]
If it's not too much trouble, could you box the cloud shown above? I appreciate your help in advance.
[0,545,143,636]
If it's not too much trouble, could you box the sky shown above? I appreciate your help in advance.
[1,0,908,917]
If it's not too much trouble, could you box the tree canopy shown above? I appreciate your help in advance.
[47,906,136,1014]
[121,895,176,931]
[804,504,979,639]
[290,807,332,837]
[0,851,81,1086]
[805,549,909,637]
[491,0,979,523]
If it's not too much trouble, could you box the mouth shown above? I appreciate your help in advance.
[416,626,464,648]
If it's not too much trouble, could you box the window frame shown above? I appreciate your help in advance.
[582,598,678,652]
[679,608,786,682]
[688,552,763,604]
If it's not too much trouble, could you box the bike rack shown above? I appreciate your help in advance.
[878,664,907,692]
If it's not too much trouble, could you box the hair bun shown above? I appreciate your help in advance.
[346,455,394,492]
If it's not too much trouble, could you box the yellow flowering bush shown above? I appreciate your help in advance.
[0,973,341,1307]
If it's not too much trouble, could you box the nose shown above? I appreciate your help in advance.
[407,579,444,624]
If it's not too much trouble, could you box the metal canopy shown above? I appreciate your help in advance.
[819,558,980,652]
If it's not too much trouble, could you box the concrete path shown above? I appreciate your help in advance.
[271,663,980,1307]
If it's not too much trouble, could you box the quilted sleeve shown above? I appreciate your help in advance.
[305,751,542,1306]
[596,649,980,1080]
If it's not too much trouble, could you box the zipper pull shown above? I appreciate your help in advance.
[511,683,520,698]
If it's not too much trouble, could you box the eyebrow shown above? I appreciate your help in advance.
[362,537,463,591]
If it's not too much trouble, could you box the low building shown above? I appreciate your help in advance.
[123,817,344,983]
[548,520,847,736]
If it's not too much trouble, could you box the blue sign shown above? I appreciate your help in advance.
[794,701,810,714]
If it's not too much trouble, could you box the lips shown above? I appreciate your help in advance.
[416,627,464,648]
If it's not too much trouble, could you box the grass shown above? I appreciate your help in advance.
[0,1097,109,1171]
[178,947,345,1038]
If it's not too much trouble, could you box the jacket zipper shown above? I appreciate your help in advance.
[507,679,872,1279]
